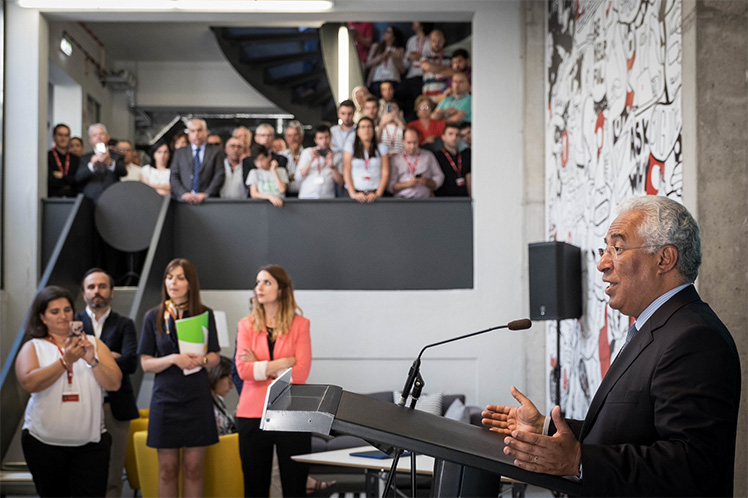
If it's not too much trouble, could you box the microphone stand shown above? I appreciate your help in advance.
[382,374,424,498]
[382,319,531,498]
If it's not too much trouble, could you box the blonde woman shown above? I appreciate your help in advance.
[235,265,312,497]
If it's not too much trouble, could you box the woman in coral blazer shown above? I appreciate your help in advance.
[235,265,312,498]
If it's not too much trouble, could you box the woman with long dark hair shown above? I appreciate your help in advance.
[141,142,172,196]
[343,117,390,203]
[365,25,405,97]
[137,258,220,497]
[235,265,312,497]
[16,286,121,497]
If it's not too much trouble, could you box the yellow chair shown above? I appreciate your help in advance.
[203,433,244,497]
[125,417,149,493]
[138,408,150,419]
[132,431,160,498]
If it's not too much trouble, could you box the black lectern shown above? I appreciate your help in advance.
[261,372,582,496]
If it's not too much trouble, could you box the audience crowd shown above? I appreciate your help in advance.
[47,23,471,207]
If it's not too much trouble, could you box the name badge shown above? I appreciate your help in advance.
[455,177,466,187]
[62,392,80,403]
[314,176,326,185]
[363,175,372,181]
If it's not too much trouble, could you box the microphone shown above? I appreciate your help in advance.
[397,318,532,406]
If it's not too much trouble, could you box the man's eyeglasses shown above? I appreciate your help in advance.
[597,246,651,259]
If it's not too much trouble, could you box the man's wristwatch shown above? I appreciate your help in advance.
[87,358,99,369]
[202,356,208,365]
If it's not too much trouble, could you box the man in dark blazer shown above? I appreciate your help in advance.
[483,196,741,496]
[76,123,126,203]
[76,268,139,498]
[170,118,225,204]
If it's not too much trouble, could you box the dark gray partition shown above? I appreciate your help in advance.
[173,198,473,290]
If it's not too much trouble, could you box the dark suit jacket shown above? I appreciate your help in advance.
[76,151,126,203]
[170,144,225,198]
[560,286,741,496]
[76,309,140,421]
[48,150,80,198]
[241,152,288,195]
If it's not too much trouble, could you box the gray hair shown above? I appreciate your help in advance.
[255,123,275,135]
[188,118,208,132]
[617,196,701,283]
[88,123,108,137]
[285,120,304,137]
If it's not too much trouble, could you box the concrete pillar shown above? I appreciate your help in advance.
[688,2,748,495]
[522,0,548,411]
[1,5,47,368]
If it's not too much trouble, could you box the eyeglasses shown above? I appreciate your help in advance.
[597,246,651,259]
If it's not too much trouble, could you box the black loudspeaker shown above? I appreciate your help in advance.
[529,242,582,320]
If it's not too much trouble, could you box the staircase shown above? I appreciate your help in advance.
[213,27,337,125]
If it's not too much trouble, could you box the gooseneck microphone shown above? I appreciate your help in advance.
[397,318,532,406]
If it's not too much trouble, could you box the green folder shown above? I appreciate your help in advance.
[175,311,209,344]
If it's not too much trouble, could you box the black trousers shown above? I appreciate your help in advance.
[237,417,310,498]
[22,430,111,497]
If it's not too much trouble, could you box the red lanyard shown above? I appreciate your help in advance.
[403,152,420,176]
[441,148,462,177]
[364,156,371,171]
[316,157,324,174]
[46,336,73,384]
[52,150,70,175]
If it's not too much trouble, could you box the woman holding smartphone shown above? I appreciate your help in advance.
[15,286,121,497]
[235,265,312,497]
[138,258,220,497]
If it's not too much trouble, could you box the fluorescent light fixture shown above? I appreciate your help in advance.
[337,26,349,106]
[60,37,73,57]
[18,0,333,11]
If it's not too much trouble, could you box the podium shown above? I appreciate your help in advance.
[261,375,582,496]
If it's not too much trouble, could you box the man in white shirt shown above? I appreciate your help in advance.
[331,100,357,153]
[116,140,142,182]
[388,127,444,198]
[296,123,344,199]
[220,137,247,199]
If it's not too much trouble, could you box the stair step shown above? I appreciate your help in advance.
[236,32,320,46]
[293,88,333,106]
[267,67,326,87]
[241,50,321,68]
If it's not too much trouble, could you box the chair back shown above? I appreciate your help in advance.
[203,433,244,497]
[125,417,149,491]
[133,430,159,498]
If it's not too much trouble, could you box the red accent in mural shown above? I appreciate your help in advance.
[599,306,611,377]
[646,154,666,195]
[596,112,605,159]
[561,130,569,167]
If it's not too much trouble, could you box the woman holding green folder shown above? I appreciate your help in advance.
[137,258,221,498]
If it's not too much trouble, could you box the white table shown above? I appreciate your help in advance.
[293,445,527,497]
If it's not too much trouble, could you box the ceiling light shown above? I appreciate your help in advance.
[60,36,73,57]
[17,0,334,11]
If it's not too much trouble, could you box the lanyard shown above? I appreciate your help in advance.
[363,155,371,172]
[52,150,70,175]
[316,156,324,175]
[46,336,73,384]
[441,149,462,177]
[403,152,420,176]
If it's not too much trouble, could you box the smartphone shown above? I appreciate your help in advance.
[95,142,107,154]
[318,148,329,157]
[385,104,394,114]
[69,321,84,337]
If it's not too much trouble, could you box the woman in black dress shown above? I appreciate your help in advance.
[137,258,220,497]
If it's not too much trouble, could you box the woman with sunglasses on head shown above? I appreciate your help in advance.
[16,286,121,497]
[235,265,312,497]
[406,94,446,151]
[138,258,220,497]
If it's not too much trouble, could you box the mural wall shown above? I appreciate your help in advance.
[544,0,683,417]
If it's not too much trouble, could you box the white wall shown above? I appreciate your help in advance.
[129,60,279,111]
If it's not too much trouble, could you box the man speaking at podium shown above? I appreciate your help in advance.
[483,196,740,496]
